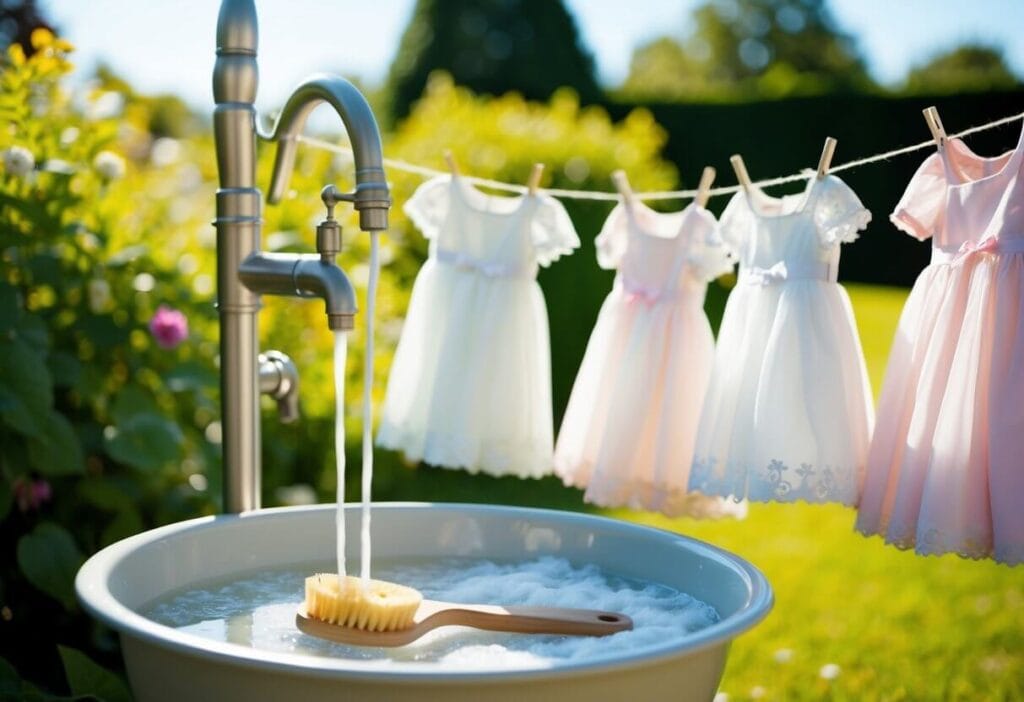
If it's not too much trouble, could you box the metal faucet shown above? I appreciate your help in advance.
[213,0,390,513]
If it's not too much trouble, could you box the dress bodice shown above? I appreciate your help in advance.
[596,200,732,302]
[403,176,579,280]
[891,122,1024,257]
[720,174,871,284]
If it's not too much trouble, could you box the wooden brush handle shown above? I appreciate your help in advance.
[423,601,633,637]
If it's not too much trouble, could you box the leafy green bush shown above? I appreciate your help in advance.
[0,30,221,693]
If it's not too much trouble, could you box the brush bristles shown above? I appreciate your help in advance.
[304,573,423,631]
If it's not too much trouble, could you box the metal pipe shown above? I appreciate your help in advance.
[260,75,391,232]
[214,0,261,513]
[214,0,390,514]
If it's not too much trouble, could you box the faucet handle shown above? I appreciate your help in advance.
[258,350,300,424]
[321,182,389,233]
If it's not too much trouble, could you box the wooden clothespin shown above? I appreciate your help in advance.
[611,169,634,202]
[730,155,752,194]
[695,166,716,208]
[923,106,947,149]
[817,137,837,179]
[527,163,544,195]
[444,149,460,177]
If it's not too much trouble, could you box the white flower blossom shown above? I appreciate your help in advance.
[819,663,841,681]
[87,278,111,313]
[150,137,181,167]
[749,686,766,699]
[93,150,126,181]
[712,693,729,702]
[773,647,794,664]
[3,146,35,177]
[60,127,80,146]
[86,91,124,120]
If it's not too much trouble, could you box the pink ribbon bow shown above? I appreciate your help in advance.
[954,236,999,262]
[622,281,663,307]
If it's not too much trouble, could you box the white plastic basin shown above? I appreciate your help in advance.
[76,502,771,702]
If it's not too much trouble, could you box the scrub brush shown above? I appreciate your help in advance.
[297,573,632,647]
[303,573,423,632]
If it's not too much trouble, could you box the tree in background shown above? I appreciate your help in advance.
[620,0,873,101]
[384,0,602,124]
[904,44,1021,94]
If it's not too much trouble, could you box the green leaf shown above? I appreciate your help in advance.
[75,316,129,351]
[100,507,143,547]
[164,361,217,393]
[0,478,11,521]
[0,655,19,696]
[77,477,138,512]
[16,313,49,351]
[0,336,52,409]
[0,388,40,438]
[27,411,84,476]
[104,412,183,472]
[110,386,159,426]
[0,283,22,336]
[48,352,82,388]
[57,646,132,702]
[26,253,62,287]
[16,523,84,610]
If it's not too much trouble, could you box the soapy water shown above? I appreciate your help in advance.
[144,556,719,670]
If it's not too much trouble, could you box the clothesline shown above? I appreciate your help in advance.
[297,110,1024,203]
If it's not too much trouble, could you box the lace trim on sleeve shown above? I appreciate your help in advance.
[814,174,872,248]
[531,195,580,267]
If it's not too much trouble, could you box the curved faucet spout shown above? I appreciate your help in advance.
[261,74,390,231]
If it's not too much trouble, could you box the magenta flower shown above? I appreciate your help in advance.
[13,478,52,513]
[149,305,189,349]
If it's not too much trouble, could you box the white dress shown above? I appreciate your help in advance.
[689,174,874,505]
[377,175,579,478]
[554,200,746,518]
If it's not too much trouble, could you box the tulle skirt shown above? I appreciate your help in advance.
[377,261,554,478]
[856,251,1024,565]
[554,285,746,519]
[690,280,874,504]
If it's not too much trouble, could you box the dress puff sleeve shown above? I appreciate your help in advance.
[402,175,451,240]
[716,191,753,259]
[594,202,629,270]
[687,207,735,281]
[530,195,581,267]
[889,152,946,241]
[812,174,872,248]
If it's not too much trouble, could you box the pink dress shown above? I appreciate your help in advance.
[856,129,1024,565]
[554,200,745,518]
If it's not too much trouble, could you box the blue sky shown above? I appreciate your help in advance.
[42,0,1024,113]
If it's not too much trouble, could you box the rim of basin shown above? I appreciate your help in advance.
[76,502,773,683]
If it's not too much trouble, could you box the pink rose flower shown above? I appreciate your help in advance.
[149,305,189,349]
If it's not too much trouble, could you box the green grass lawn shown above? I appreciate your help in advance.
[373,283,1023,701]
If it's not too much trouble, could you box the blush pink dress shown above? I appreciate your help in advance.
[554,200,746,518]
[856,129,1024,565]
